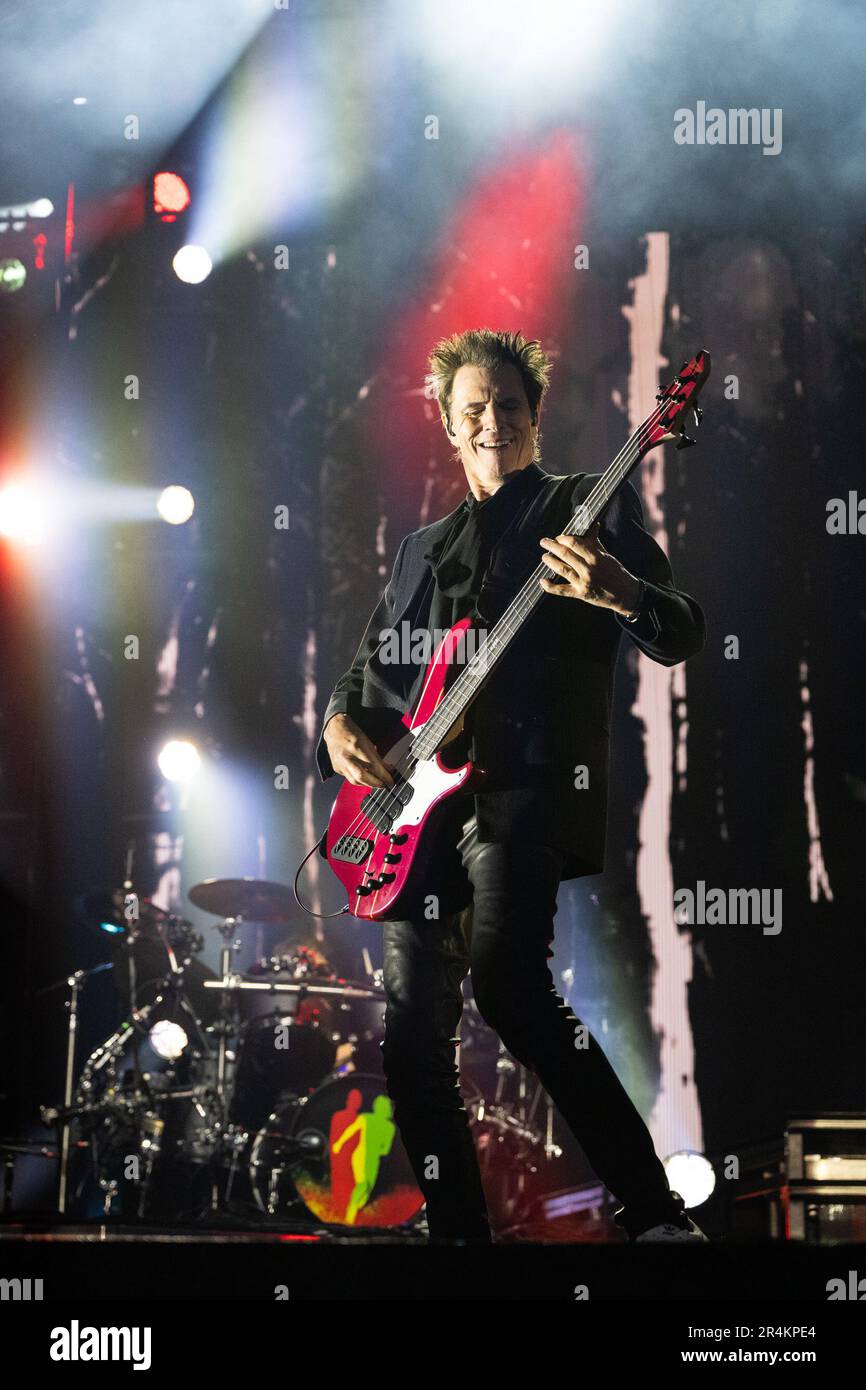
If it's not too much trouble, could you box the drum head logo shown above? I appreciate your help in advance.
[293,1078,423,1228]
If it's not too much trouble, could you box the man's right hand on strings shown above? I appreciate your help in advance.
[323,713,395,788]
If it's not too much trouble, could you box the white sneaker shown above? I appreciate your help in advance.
[635,1216,709,1243]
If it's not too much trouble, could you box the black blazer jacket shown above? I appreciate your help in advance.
[316,465,705,878]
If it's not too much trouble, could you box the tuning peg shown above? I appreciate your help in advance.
[675,433,696,450]
[694,406,703,424]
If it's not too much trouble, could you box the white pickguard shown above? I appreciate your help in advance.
[383,724,470,830]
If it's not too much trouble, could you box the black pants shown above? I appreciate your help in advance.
[380,813,681,1241]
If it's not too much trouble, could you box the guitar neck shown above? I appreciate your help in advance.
[411,435,644,762]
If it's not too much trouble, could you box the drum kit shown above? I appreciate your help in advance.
[37,875,563,1234]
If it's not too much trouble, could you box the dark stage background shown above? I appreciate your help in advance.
[1,0,864,1213]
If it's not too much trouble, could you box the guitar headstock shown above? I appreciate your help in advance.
[638,349,711,456]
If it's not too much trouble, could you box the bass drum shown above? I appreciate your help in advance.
[249,1073,424,1229]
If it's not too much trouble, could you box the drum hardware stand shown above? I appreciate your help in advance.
[206,916,246,1213]
[34,961,113,1214]
[221,1127,250,1207]
[98,1176,119,1218]
[57,970,83,1215]
[460,1041,563,1231]
[493,1049,561,1160]
[135,1110,164,1218]
[213,917,241,1121]
[119,888,144,1106]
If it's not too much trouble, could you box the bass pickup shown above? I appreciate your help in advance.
[331,834,375,865]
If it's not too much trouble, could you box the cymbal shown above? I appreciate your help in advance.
[187,877,296,924]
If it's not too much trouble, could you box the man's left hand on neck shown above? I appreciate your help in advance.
[538,527,643,617]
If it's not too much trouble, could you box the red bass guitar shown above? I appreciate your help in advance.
[324,350,710,920]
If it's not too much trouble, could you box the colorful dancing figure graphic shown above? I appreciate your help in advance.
[329,1088,362,1217]
[331,1093,396,1223]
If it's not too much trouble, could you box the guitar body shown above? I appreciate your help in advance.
[325,618,484,921]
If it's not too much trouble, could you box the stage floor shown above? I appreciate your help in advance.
[0,1218,862,1302]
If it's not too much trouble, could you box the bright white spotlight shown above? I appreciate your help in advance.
[0,259,26,293]
[158,739,202,783]
[663,1151,716,1209]
[148,1020,189,1061]
[157,485,195,525]
[172,244,213,284]
[0,484,45,544]
[26,198,54,218]
[414,0,627,109]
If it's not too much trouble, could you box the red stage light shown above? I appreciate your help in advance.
[153,171,191,221]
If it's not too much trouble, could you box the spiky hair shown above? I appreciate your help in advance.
[424,327,553,435]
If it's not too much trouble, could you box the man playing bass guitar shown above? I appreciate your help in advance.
[316,328,707,1244]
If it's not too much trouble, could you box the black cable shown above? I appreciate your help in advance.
[293,830,350,919]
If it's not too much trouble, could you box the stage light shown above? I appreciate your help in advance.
[148,1020,189,1061]
[0,259,26,293]
[98,920,125,935]
[153,172,191,220]
[172,244,212,284]
[663,1150,716,1209]
[0,484,45,544]
[157,485,195,525]
[27,199,54,218]
[414,0,625,104]
[72,96,88,106]
[158,739,202,783]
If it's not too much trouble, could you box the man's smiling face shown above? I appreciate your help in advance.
[447,362,538,500]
